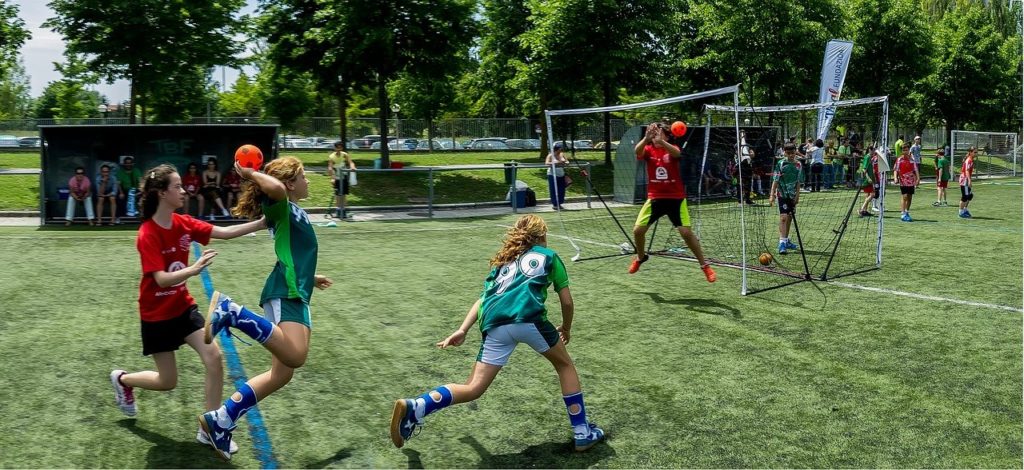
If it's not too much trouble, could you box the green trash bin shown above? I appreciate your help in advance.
[503,162,517,185]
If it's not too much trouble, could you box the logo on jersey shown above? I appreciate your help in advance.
[179,234,191,250]
[167,261,187,287]
[655,166,668,180]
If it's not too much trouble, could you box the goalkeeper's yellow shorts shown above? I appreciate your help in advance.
[635,198,690,228]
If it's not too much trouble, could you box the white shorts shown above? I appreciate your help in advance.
[476,323,557,366]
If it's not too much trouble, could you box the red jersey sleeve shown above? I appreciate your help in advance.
[136,226,165,275]
[182,214,214,246]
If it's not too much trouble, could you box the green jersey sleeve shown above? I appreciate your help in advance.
[549,253,570,291]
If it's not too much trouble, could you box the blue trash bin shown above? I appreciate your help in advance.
[511,189,527,208]
[373,158,382,169]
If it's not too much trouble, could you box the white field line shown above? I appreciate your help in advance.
[829,280,1023,313]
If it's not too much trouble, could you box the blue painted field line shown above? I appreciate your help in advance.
[193,242,279,469]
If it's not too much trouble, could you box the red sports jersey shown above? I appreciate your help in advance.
[136,213,213,322]
[182,173,201,194]
[894,155,916,186]
[639,144,685,199]
[959,157,974,185]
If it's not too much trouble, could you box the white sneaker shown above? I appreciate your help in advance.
[110,370,137,417]
[197,427,239,454]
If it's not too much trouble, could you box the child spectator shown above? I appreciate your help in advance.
[856,148,879,217]
[181,162,201,216]
[958,147,976,218]
[201,158,231,220]
[95,164,119,226]
[222,166,242,209]
[932,149,951,206]
[117,156,142,221]
[893,143,920,222]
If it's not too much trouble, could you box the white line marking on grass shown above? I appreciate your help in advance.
[829,281,1023,313]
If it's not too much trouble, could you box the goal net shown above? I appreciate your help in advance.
[950,130,1019,177]
[545,90,890,295]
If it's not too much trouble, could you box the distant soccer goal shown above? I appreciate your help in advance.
[950,130,1020,177]
[544,90,889,295]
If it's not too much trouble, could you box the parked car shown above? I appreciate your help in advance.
[594,141,619,150]
[351,134,382,149]
[416,139,461,150]
[571,139,594,150]
[18,137,41,148]
[307,137,340,149]
[370,138,417,150]
[0,135,19,148]
[466,137,510,150]
[283,138,314,149]
[505,138,541,150]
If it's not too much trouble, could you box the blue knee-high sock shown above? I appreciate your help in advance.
[563,392,590,435]
[413,386,453,420]
[215,383,258,429]
[231,303,274,344]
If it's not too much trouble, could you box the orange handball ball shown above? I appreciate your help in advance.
[758,252,773,266]
[234,144,263,170]
[671,121,687,137]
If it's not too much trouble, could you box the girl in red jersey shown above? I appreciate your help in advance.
[109,164,266,452]
[181,162,202,216]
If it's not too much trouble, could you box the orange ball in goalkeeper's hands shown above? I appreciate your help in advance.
[235,144,263,170]
[671,121,687,137]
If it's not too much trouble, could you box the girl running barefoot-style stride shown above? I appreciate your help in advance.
[198,157,333,460]
[389,214,605,452]
[110,164,266,454]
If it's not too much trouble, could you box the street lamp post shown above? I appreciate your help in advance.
[391,103,401,145]
[98,104,108,124]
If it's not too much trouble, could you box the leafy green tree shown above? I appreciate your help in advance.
[219,72,263,117]
[0,59,31,119]
[922,2,1012,133]
[463,0,531,118]
[677,0,839,107]
[45,0,247,123]
[0,1,29,76]
[845,0,934,131]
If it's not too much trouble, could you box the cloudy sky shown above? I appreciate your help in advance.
[12,0,257,103]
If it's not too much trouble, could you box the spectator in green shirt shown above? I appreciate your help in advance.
[116,156,142,221]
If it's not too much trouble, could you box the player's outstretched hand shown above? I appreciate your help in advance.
[192,249,217,272]
[436,330,466,349]
[557,325,570,345]
[314,274,333,290]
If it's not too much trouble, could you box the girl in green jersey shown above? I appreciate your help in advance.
[389,215,605,452]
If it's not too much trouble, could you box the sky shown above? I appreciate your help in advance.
[12,0,258,103]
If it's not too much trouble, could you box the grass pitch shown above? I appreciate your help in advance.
[0,180,1020,468]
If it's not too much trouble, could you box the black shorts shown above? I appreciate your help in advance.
[960,185,973,201]
[900,185,915,195]
[141,305,204,356]
[202,187,222,201]
[778,197,796,215]
[332,177,350,196]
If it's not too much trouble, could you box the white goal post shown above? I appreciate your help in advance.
[950,130,1020,177]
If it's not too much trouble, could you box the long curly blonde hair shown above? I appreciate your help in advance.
[491,214,548,266]
[232,156,305,219]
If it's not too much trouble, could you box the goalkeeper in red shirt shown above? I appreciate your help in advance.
[628,122,716,283]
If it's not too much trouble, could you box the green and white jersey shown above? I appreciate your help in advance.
[772,159,803,199]
[478,245,569,333]
[260,198,318,305]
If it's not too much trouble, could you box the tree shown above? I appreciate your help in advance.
[463,0,531,118]
[0,0,29,77]
[0,59,31,119]
[45,0,246,123]
[677,0,839,107]
[220,72,263,117]
[922,2,1012,133]
[845,0,934,131]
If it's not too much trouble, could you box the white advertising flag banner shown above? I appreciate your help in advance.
[816,39,854,141]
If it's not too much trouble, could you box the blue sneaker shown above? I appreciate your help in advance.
[390,399,422,448]
[778,241,787,255]
[963,210,972,218]
[904,214,912,222]
[198,411,234,460]
[204,291,237,344]
[574,423,606,452]
[785,240,799,250]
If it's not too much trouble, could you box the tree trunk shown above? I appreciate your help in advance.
[129,72,137,124]
[378,77,390,168]
[539,93,550,159]
[337,88,348,151]
[427,116,434,151]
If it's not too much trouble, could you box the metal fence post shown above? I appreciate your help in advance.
[511,163,518,214]
[584,162,592,208]
[428,168,435,218]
